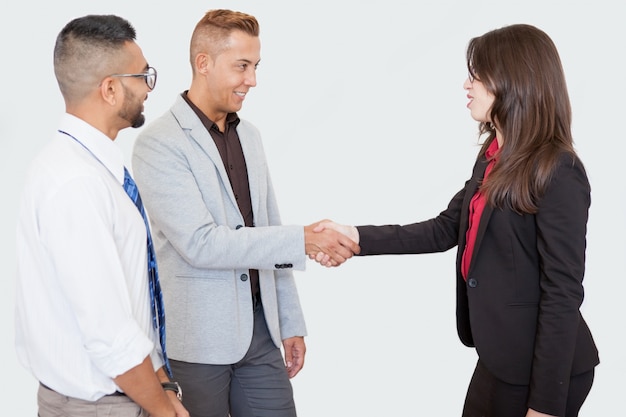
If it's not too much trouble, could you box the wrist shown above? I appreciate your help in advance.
[349,226,360,244]
[161,381,182,401]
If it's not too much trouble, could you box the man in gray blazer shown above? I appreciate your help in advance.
[131,9,359,417]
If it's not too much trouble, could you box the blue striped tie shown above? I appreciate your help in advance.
[123,167,172,378]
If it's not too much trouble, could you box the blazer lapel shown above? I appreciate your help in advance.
[459,157,488,245]
[170,96,239,209]
[461,157,493,271]
[457,156,490,271]
[472,202,494,266]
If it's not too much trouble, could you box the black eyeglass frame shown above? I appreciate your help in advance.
[109,66,157,90]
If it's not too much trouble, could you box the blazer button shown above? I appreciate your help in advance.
[468,278,478,288]
[235,225,243,230]
[240,274,248,281]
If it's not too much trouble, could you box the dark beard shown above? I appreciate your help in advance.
[120,83,145,129]
[130,113,145,128]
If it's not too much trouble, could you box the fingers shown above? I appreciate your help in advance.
[307,251,336,267]
[305,220,361,267]
[336,229,361,255]
[283,337,306,378]
[312,219,333,233]
[305,223,347,264]
[314,220,360,244]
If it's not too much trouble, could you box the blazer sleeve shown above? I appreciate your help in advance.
[131,113,306,272]
[528,154,592,414]
[356,184,468,256]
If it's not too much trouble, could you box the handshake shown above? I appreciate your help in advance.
[304,220,360,267]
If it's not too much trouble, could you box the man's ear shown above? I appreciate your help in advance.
[195,53,211,75]
[99,77,118,106]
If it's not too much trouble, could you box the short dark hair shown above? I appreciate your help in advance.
[54,15,136,103]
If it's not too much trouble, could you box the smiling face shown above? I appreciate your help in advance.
[200,30,260,123]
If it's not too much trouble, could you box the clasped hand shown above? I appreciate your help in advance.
[304,220,360,267]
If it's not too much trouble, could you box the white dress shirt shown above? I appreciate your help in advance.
[15,113,164,401]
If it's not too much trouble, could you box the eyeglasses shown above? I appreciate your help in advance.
[110,66,157,90]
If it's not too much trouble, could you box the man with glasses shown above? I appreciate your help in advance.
[15,14,188,417]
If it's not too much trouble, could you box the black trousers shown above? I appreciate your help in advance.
[462,360,594,417]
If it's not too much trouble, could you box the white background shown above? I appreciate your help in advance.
[2,1,624,415]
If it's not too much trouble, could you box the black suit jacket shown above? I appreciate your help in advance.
[357,152,599,415]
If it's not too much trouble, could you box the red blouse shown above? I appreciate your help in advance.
[461,139,500,280]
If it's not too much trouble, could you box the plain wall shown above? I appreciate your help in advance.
[2,1,624,415]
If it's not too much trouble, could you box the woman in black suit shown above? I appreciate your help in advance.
[314,24,599,417]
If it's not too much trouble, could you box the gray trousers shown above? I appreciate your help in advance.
[37,384,146,417]
[171,301,297,417]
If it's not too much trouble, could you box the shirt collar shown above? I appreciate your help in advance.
[181,91,240,131]
[485,138,500,160]
[58,113,126,184]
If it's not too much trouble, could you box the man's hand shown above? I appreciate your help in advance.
[304,219,360,267]
[313,220,359,243]
[307,220,360,266]
[168,391,189,417]
[283,336,306,378]
[114,357,189,417]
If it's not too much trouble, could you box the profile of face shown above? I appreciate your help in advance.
[119,82,146,128]
[204,30,261,114]
[463,75,495,124]
[116,42,153,129]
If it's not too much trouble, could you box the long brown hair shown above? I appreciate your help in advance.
[467,24,577,214]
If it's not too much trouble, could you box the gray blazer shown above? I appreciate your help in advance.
[132,95,307,364]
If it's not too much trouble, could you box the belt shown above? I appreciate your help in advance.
[40,382,126,397]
